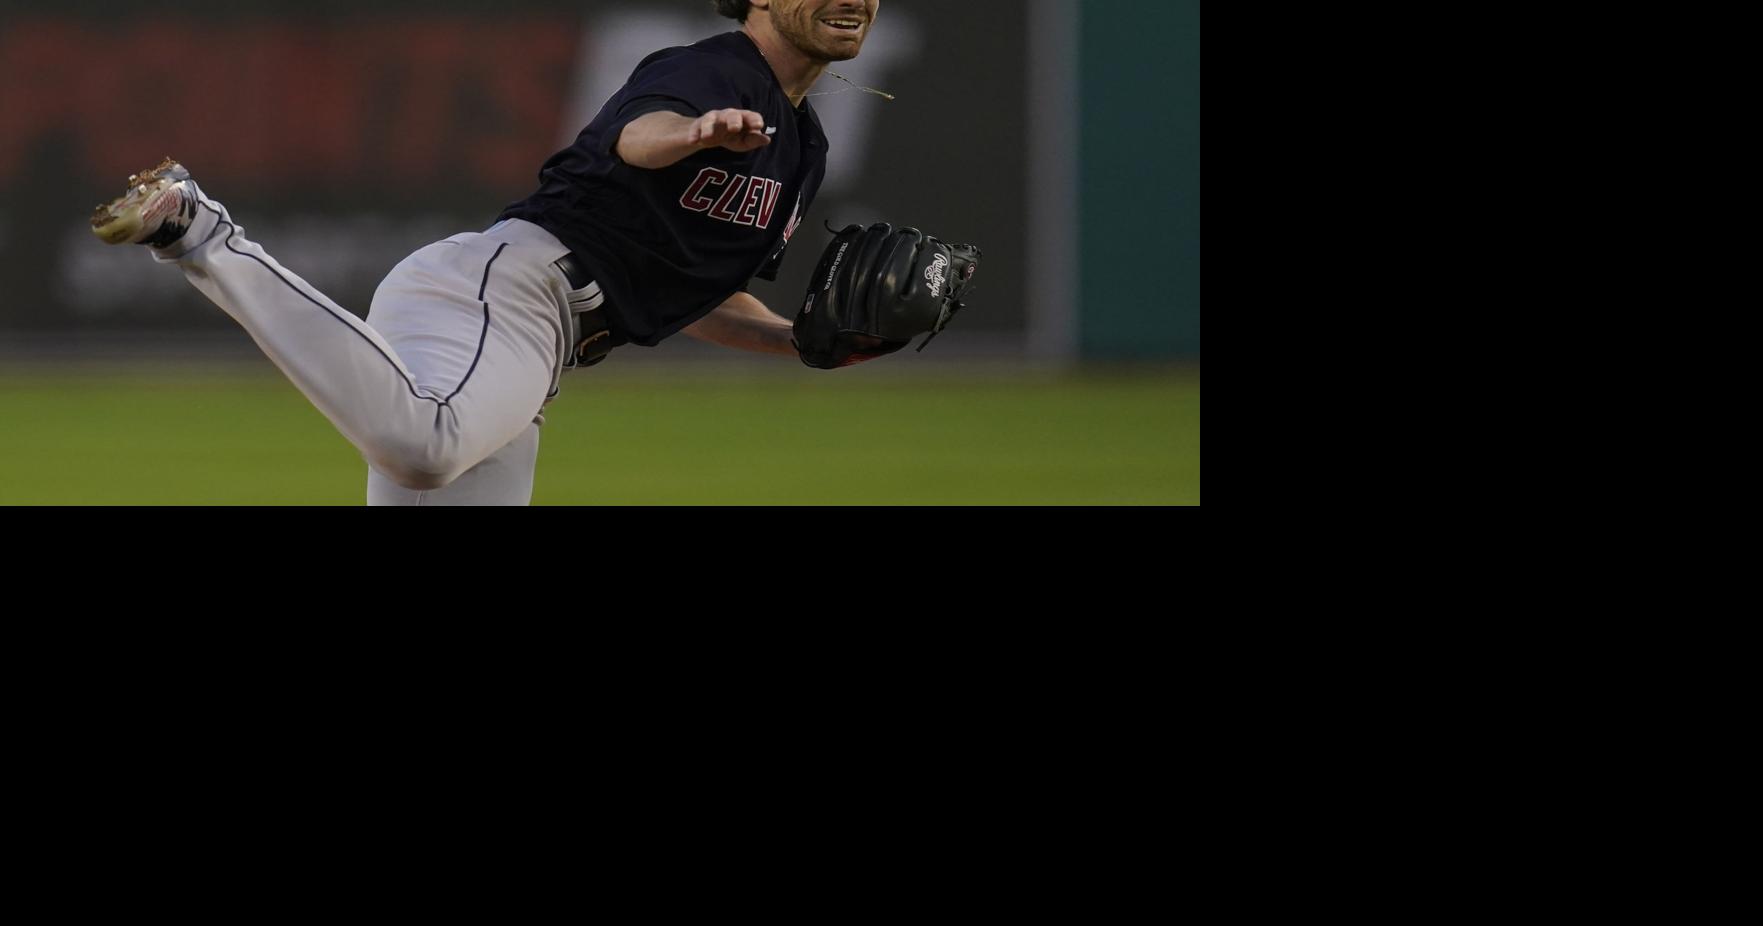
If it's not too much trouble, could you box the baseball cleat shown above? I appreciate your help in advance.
[90,157,201,247]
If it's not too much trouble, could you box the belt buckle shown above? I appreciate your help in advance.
[574,328,612,368]
[568,296,612,369]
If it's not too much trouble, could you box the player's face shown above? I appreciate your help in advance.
[766,0,881,62]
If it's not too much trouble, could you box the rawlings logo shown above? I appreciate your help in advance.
[924,254,949,295]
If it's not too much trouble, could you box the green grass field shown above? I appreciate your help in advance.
[0,365,1199,505]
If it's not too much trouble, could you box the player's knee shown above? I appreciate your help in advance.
[370,435,468,492]
[374,452,458,491]
[383,466,458,492]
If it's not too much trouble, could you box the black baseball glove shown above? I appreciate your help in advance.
[792,223,981,369]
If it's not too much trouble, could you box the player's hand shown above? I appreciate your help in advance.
[689,109,773,153]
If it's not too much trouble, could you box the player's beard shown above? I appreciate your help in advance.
[772,1,873,63]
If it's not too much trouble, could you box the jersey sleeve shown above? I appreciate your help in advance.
[600,51,750,157]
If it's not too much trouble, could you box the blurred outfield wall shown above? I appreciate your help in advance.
[1082,1,1200,358]
[0,0,1199,361]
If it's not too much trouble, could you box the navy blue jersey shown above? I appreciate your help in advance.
[499,31,828,348]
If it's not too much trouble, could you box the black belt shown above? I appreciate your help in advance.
[556,252,593,289]
[554,253,613,368]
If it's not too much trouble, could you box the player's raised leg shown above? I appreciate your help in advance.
[90,159,565,494]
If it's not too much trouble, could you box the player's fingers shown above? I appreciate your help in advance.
[691,113,715,145]
[742,111,766,135]
[699,111,740,144]
[724,111,745,134]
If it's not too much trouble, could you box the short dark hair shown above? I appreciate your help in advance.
[712,1,751,23]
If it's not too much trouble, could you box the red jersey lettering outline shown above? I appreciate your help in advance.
[757,179,783,229]
[680,167,728,213]
[708,174,749,221]
[681,170,786,230]
[782,193,804,244]
[733,179,767,227]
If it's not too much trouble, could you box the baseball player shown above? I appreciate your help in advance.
[89,0,882,505]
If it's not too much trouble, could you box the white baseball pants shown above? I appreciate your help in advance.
[155,194,584,506]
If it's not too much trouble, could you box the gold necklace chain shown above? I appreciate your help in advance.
[808,70,897,100]
[749,36,896,101]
